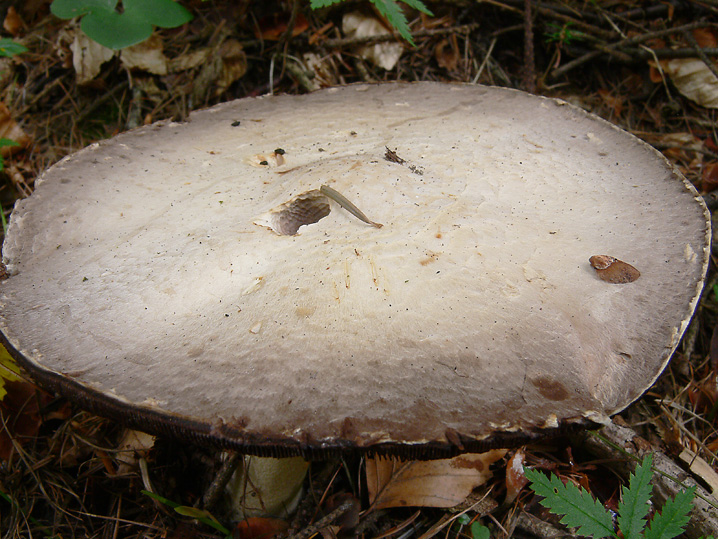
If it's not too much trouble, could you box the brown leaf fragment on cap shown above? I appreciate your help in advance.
[589,255,640,284]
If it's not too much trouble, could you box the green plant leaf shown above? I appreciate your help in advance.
[310,0,432,45]
[0,38,28,58]
[0,139,18,173]
[0,343,23,401]
[0,201,7,237]
[51,0,115,19]
[617,454,653,539]
[310,0,344,7]
[525,467,615,538]
[174,506,231,535]
[80,8,152,49]
[0,138,20,149]
[397,0,432,16]
[644,486,695,539]
[141,491,231,536]
[124,0,192,28]
[142,490,180,508]
[471,522,491,539]
[370,0,414,45]
[51,0,192,49]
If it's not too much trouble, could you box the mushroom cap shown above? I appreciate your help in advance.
[0,83,710,458]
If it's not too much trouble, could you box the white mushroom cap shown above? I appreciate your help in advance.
[0,83,710,458]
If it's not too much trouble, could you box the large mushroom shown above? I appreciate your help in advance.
[0,83,710,466]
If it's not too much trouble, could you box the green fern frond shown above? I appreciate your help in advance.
[617,454,653,539]
[524,467,615,538]
[311,0,433,46]
[309,0,344,7]
[644,486,695,539]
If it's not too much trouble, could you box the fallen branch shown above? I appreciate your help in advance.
[550,20,718,78]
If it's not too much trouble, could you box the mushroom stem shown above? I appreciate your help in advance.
[226,456,309,519]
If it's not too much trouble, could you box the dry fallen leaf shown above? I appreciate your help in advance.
[3,7,24,36]
[0,103,30,151]
[678,448,718,495]
[168,48,211,73]
[342,12,403,70]
[434,35,460,72]
[505,448,529,503]
[235,517,288,539]
[702,162,718,192]
[693,27,718,49]
[215,39,247,96]
[192,39,247,102]
[256,12,309,41]
[115,428,156,474]
[366,450,506,510]
[0,379,57,462]
[70,28,115,84]
[121,35,168,75]
[660,58,718,109]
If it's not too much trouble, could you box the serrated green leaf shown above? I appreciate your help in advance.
[50,0,116,19]
[644,487,695,539]
[525,467,615,538]
[124,0,192,29]
[0,39,28,58]
[310,0,344,7]
[370,0,414,45]
[471,523,491,539]
[617,454,653,539]
[398,0,433,16]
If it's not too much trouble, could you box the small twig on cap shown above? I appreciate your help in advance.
[320,185,383,228]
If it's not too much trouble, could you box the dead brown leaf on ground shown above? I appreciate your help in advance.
[366,451,507,510]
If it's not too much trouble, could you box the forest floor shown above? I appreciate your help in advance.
[1,1,718,538]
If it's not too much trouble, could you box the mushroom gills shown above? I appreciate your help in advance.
[254,190,330,235]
